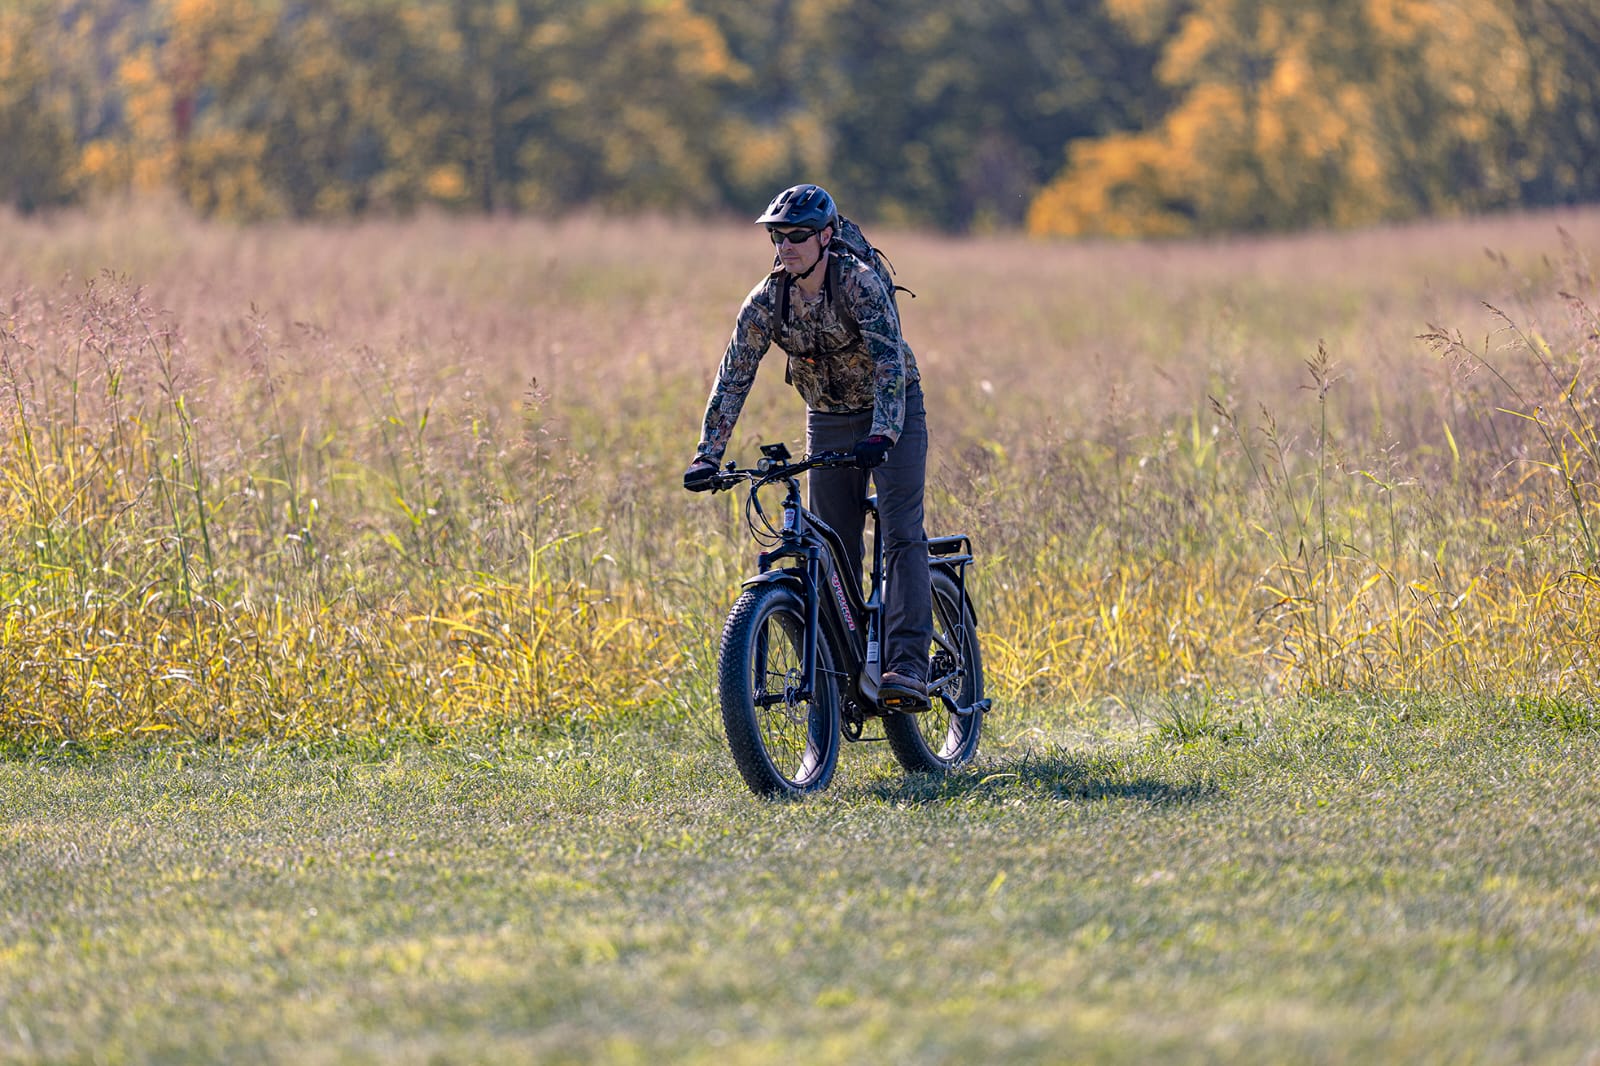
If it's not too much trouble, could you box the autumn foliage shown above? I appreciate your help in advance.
[2,0,1594,235]
[1030,0,1600,236]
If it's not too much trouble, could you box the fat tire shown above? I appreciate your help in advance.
[718,582,842,797]
[884,568,984,774]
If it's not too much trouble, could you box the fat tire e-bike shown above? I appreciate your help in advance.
[708,443,990,797]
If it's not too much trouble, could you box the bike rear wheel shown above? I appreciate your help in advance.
[718,581,842,796]
[884,568,984,773]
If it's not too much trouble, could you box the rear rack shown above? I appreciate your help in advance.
[928,534,972,567]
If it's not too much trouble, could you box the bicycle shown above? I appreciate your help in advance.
[704,442,990,797]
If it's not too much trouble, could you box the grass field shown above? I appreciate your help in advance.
[5,700,1600,1063]
[3,201,1600,1061]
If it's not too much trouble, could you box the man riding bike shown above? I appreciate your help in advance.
[684,183,933,713]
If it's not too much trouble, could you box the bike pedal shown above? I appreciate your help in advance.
[880,693,931,714]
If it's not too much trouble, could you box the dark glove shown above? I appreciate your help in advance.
[852,434,893,470]
[683,457,719,492]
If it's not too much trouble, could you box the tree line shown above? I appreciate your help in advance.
[1,0,1595,236]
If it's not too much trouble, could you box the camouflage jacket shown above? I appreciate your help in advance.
[695,250,921,462]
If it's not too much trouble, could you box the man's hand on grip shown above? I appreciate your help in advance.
[683,457,719,492]
[852,435,892,470]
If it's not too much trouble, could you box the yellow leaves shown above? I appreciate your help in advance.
[424,165,468,204]
[117,51,160,93]
[1268,49,1310,100]
[1030,0,1552,237]
[0,15,23,77]
[1166,83,1245,160]
[178,128,280,218]
[658,1,745,82]
[1027,132,1191,239]
[76,140,129,190]
[161,0,276,80]
[548,78,585,108]
[1364,0,1434,44]
[1341,130,1386,202]
[170,0,220,22]
[1104,0,1183,43]
[492,2,519,36]
[1160,10,1220,84]
[720,121,793,191]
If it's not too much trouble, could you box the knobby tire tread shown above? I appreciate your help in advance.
[883,569,984,774]
[718,582,840,797]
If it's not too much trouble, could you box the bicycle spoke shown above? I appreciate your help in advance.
[751,614,811,776]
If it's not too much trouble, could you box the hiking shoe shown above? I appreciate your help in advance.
[879,671,930,713]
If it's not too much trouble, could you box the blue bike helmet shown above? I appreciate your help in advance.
[755,184,837,232]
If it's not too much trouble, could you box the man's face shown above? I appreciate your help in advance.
[768,226,821,272]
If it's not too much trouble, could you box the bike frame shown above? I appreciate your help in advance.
[741,463,866,705]
[716,444,982,721]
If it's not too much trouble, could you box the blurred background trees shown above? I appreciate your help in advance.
[2,0,1596,235]
[1028,0,1600,235]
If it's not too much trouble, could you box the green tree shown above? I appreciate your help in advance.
[687,0,822,210]
[15,0,1589,233]
[1512,0,1600,208]
[795,0,1163,229]
[0,3,80,212]
[510,0,742,212]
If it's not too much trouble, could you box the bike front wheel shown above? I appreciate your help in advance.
[884,567,984,774]
[718,581,842,797]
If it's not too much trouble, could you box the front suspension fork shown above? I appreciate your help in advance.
[801,546,822,701]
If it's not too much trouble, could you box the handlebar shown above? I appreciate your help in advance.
[709,450,856,492]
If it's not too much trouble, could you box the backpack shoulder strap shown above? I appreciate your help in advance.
[776,266,793,325]
[826,252,856,334]
[829,247,917,332]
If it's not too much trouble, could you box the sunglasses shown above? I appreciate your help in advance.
[768,227,816,246]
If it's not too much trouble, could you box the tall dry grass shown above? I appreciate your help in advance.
[2,200,1598,742]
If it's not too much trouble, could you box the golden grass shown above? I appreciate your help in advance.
[2,201,1599,742]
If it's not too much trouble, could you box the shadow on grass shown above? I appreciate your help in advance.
[868,747,1221,807]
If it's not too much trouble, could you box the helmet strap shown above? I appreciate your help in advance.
[791,249,824,282]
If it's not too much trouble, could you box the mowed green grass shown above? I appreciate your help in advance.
[5,697,1599,1064]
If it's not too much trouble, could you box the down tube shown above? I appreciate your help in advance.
[803,546,822,699]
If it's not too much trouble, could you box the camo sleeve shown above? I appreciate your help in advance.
[695,279,778,461]
[837,259,910,443]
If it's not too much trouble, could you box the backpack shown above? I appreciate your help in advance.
[775,214,915,337]
[829,215,916,331]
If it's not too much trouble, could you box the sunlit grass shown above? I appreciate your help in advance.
[4,695,1599,1062]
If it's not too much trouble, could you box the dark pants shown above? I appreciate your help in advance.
[805,385,933,683]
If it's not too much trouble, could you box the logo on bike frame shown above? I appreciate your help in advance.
[830,570,855,630]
